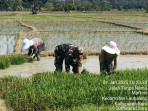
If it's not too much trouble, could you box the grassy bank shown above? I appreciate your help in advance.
[0,69,147,111]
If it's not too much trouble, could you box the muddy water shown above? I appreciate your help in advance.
[83,55,148,73]
[0,55,148,78]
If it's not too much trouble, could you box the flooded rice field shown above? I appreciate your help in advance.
[25,32,148,52]
[0,36,16,55]
[0,55,148,78]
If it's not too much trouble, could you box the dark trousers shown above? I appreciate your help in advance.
[102,62,113,73]
[54,47,78,73]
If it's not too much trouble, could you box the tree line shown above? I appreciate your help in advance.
[0,0,148,14]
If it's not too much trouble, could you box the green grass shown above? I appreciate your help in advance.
[0,69,147,111]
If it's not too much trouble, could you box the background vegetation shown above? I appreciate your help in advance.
[0,0,148,14]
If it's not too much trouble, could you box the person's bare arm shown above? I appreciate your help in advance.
[113,55,119,70]
[77,66,81,73]
[77,56,83,73]
[99,50,104,72]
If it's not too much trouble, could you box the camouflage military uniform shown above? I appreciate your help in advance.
[54,44,83,73]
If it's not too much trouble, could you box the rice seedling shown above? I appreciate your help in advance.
[24,32,148,52]
[0,20,31,34]
[23,20,135,31]
[0,68,147,111]
[0,55,26,69]
[9,55,26,65]
[0,56,11,69]
[26,57,36,63]
[83,54,87,59]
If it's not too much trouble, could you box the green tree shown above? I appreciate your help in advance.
[100,0,112,11]
[63,3,76,12]
[82,1,92,11]
[118,6,123,11]
[12,0,23,11]
[143,1,148,13]
[23,0,44,14]
[0,0,12,11]
[54,1,63,11]
[45,2,54,11]
[92,0,100,11]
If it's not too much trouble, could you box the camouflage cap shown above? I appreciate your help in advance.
[77,46,84,54]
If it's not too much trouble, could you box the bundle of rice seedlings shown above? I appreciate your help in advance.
[0,56,11,69]
[9,55,26,65]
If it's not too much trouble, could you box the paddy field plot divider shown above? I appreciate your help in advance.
[96,20,148,35]
[14,20,38,54]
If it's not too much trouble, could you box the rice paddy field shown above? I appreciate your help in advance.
[0,11,148,111]
[25,32,148,51]
[0,11,148,55]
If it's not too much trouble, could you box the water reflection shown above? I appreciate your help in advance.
[0,36,16,55]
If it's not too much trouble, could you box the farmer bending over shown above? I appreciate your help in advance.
[99,41,120,73]
[54,44,84,73]
[21,38,45,61]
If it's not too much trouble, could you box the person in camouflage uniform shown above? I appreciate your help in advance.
[54,44,84,73]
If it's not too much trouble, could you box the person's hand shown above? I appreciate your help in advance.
[31,54,35,58]
[77,66,81,73]
[79,60,82,64]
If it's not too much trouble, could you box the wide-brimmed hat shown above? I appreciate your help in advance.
[21,38,33,50]
[102,41,120,55]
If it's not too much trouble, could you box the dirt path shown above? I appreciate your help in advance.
[0,99,6,111]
